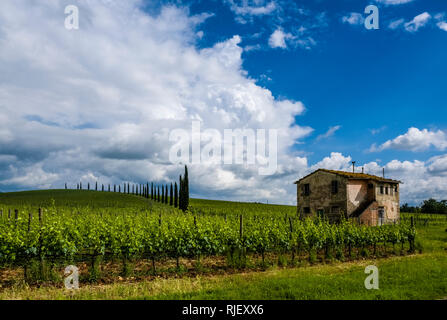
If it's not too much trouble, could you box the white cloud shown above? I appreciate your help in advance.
[0,0,314,204]
[342,13,364,26]
[371,128,447,152]
[268,28,293,49]
[375,0,415,5]
[404,12,431,32]
[310,152,352,172]
[316,125,341,141]
[227,0,276,24]
[388,18,405,30]
[437,21,447,32]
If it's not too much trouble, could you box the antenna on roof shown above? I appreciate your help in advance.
[352,161,356,173]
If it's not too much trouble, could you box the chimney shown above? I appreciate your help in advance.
[362,167,364,174]
[352,161,356,173]
[383,168,385,178]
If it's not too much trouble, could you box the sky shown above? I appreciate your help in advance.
[0,0,446,205]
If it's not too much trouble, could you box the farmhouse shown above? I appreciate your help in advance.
[294,169,401,226]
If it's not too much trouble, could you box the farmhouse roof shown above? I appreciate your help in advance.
[294,169,402,184]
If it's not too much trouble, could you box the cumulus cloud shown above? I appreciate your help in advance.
[437,21,447,32]
[268,28,293,49]
[404,12,431,32]
[370,128,447,152]
[0,0,315,204]
[341,13,364,26]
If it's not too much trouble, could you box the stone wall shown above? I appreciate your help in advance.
[375,183,400,222]
[346,180,368,216]
[297,171,347,220]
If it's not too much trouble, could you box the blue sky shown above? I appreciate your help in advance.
[0,0,446,205]
[182,0,447,165]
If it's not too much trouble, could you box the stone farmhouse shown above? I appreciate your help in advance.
[294,169,401,226]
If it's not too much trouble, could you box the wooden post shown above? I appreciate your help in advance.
[28,212,33,232]
[289,217,294,263]
[38,208,43,227]
[239,215,243,239]
[14,209,19,227]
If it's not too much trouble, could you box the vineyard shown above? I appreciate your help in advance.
[0,190,418,284]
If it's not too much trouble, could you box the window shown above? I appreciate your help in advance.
[385,187,389,195]
[303,207,311,214]
[380,186,384,194]
[303,184,310,196]
[368,183,374,189]
[317,209,324,218]
[394,186,398,193]
[331,181,338,194]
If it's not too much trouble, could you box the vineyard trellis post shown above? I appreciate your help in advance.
[14,209,18,228]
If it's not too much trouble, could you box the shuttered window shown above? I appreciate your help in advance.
[331,181,338,194]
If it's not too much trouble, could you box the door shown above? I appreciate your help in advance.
[378,208,385,226]
[317,209,324,219]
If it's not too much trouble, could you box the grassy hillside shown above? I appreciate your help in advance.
[0,190,153,209]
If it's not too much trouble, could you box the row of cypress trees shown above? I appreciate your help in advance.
[67,165,190,212]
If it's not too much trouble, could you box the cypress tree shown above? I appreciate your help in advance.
[151,183,154,200]
[108,184,110,192]
[184,165,189,211]
[95,181,98,191]
[65,183,67,190]
[179,175,183,211]
[174,182,178,208]
[102,184,104,192]
[80,182,82,190]
[164,185,167,204]
[158,186,160,202]
[170,183,173,206]
[146,183,149,198]
[119,185,121,193]
[161,186,164,203]
[114,185,116,192]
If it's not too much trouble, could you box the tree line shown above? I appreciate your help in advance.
[401,198,447,214]
[66,165,190,212]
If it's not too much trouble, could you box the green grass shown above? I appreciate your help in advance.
[1,251,445,300]
[0,189,152,209]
